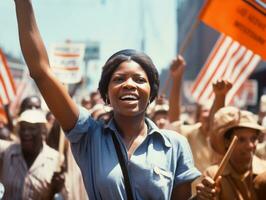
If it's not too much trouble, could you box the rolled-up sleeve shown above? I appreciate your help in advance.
[65,106,96,143]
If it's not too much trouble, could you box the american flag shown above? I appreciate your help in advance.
[0,49,16,106]
[190,34,261,107]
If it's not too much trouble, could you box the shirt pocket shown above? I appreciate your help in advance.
[152,166,173,187]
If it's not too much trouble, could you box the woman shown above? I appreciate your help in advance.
[14,0,200,199]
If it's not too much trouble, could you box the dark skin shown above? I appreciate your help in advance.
[49,165,66,199]
[18,121,65,197]
[19,122,44,168]
[14,0,193,198]
[19,96,41,115]
[171,181,192,200]
[168,55,185,123]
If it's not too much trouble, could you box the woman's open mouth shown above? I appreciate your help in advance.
[119,94,139,104]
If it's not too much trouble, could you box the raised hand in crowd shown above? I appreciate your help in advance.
[209,80,232,129]
[170,54,186,78]
[212,80,232,97]
[168,54,186,122]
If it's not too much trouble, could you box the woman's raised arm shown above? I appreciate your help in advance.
[15,0,79,131]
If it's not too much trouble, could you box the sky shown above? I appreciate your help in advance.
[0,0,177,91]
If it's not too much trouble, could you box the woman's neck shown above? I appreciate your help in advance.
[113,113,147,138]
[113,113,148,156]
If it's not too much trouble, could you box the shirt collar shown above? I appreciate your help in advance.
[222,163,252,181]
[222,156,264,179]
[146,118,172,148]
[104,117,172,148]
[9,142,54,160]
[8,142,21,156]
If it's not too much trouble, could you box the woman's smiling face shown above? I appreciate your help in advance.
[108,60,151,117]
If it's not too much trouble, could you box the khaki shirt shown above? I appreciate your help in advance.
[254,170,266,200]
[204,157,266,200]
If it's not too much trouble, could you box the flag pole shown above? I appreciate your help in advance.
[160,20,201,97]
[57,128,66,172]
[160,0,207,97]
[213,135,238,181]
[56,83,68,172]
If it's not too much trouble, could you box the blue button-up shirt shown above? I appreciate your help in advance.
[66,107,200,200]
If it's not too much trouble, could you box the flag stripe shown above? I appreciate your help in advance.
[206,43,244,100]
[0,50,16,93]
[192,36,233,100]
[221,46,246,80]
[0,49,16,105]
[227,54,261,104]
[0,79,9,104]
[191,34,261,107]
[204,42,243,100]
[191,35,227,94]
[193,36,233,102]
[199,39,239,102]
[0,71,10,100]
[208,46,248,101]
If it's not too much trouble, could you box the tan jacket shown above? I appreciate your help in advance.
[204,157,266,200]
[254,170,266,200]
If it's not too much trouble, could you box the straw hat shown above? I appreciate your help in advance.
[210,106,265,155]
[18,109,47,124]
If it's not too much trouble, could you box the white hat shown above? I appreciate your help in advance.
[18,109,47,124]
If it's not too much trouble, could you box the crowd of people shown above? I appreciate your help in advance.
[0,0,266,199]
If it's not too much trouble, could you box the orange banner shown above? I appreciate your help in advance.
[200,0,266,60]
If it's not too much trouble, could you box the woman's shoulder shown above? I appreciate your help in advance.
[65,106,105,142]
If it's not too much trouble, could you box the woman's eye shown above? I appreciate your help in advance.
[135,77,146,83]
[112,77,124,82]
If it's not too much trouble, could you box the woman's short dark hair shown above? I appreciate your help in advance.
[98,49,160,103]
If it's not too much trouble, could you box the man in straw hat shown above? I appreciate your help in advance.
[0,109,66,200]
[195,106,266,200]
